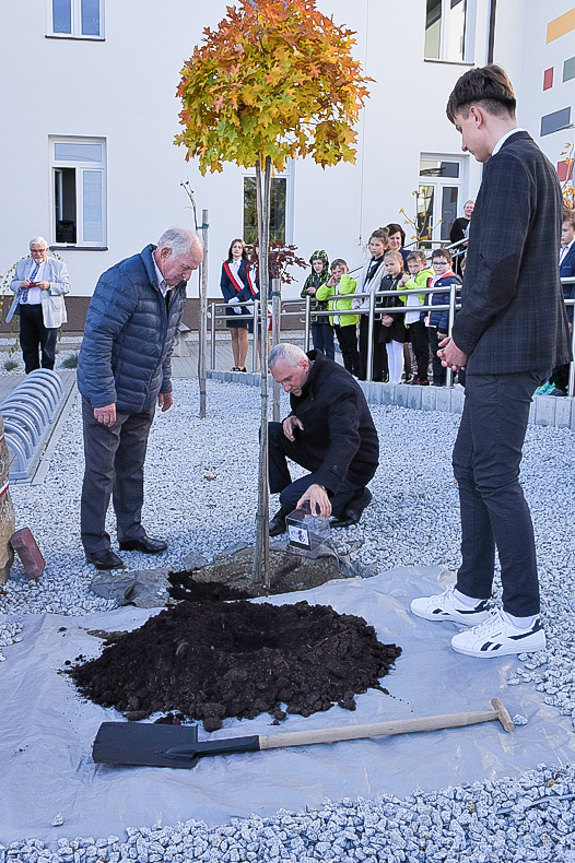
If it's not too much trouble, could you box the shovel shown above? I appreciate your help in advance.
[92,697,514,768]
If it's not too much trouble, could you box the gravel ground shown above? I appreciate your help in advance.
[2,377,575,861]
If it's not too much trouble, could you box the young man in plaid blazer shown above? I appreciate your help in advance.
[411,65,571,657]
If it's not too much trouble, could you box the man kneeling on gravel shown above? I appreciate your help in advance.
[267,343,379,536]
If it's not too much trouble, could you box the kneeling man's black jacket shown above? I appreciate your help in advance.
[287,351,379,493]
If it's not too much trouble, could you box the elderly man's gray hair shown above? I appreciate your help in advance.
[156,227,200,258]
[269,343,308,369]
[29,236,48,249]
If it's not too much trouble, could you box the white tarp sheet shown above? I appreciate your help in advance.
[2,565,574,844]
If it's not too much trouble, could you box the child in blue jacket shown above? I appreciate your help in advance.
[423,248,462,386]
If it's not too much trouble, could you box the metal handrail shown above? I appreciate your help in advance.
[208,281,575,394]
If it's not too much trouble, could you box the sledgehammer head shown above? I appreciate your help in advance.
[491,697,515,733]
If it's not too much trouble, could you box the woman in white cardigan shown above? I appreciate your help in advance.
[352,227,390,381]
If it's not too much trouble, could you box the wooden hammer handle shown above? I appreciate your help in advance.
[259,699,514,751]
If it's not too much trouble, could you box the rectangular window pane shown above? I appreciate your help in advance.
[82,170,103,243]
[447,0,467,62]
[441,186,458,241]
[53,0,72,33]
[243,176,286,245]
[425,0,442,59]
[418,185,435,246]
[54,142,103,163]
[243,177,257,245]
[270,178,286,244]
[420,159,459,178]
[54,168,77,243]
[81,0,100,36]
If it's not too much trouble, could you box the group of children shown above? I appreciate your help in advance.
[301,224,463,386]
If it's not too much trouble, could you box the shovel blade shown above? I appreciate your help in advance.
[93,722,201,768]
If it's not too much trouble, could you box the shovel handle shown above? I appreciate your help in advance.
[259,698,514,751]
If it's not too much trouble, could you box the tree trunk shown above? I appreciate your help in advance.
[199,209,209,419]
[252,156,272,586]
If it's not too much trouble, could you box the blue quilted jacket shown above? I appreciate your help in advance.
[77,245,187,413]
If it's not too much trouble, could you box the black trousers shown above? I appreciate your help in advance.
[453,371,547,616]
[334,324,359,375]
[80,398,155,553]
[19,304,58,374]
[358,316,387,381]
[428,327,445,386]
[408,321,430,381]
[268,421,365,518]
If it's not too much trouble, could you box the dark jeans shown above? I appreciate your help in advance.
[408,321,430,381]
[312,323,335,361]
[428,327,445,386]
[268,421,364,517]
[19,304,58,373]
[358,316,387,381]
[81,398,155,553]
[334,324,359,375]
[453,371,547,616]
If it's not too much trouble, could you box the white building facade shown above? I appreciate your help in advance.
[1,0,573,315]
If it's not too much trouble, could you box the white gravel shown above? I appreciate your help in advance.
[2,377,575,861]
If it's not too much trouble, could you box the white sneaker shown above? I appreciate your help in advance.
[451,609,546,658]
[410,585,490,626]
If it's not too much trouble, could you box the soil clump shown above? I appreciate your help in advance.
[69,598,401,732]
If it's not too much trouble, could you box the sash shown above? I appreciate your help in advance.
[223,261,256,295]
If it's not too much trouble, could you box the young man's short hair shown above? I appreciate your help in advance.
[431,248,452,263]
[330,258,347,271]
[407,250,428,265]
[563,211,575,230]
[446,64,516,124]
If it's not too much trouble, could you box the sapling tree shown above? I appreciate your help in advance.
[176,0,370,584]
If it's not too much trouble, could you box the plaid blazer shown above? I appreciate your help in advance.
[452,131,571,374]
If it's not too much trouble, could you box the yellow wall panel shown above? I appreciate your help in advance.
[547,7,575,43]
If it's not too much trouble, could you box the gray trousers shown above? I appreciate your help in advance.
[80,398,155,553]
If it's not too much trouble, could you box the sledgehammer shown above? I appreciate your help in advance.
[92,698,514,768]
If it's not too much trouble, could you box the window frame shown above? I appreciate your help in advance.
[242,161,294,247]
[424,0,476,65]
[50,136,107,249]
[417,154,467,247]
[47,0,105,40]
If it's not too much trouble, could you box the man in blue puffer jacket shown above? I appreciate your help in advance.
[78,227,203,570]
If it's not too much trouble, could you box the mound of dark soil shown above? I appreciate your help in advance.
[69,599,401,731]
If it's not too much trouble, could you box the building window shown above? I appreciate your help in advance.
[50,0,103,38]
[425,0,471,63]
[243,177,287,245]
[417,156,463,245]
[51,138,106,246]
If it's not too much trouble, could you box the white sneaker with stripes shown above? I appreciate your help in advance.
[410,584,490,626]
[451,609,546,658]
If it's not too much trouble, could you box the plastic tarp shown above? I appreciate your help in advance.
[2,565,575,844]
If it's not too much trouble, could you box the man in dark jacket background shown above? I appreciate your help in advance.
[78,227,203,570]
[267,344,379,536]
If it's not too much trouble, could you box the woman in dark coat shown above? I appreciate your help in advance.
[220,238,254,371]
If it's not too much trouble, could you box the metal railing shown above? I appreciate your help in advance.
[208,274,575,397]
